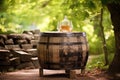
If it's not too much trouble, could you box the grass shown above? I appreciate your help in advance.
[86,53,114,70]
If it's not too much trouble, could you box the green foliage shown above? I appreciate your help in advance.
[87,53,114,70]
[106,34,115,53]
[89,36,103,54]
[0,0,115,55]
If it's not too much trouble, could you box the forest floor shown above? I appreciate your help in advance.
[0,67,117,80]
[0,55,120,80]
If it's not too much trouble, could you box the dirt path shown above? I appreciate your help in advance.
[0,68,111,80]
[0,55,112,80]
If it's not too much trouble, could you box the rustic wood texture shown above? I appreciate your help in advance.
[5,39,14,45]
[0,29,40,71]
[37,32,89,70]
[5,45,21,50]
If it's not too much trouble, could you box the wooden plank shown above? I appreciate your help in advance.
[0,50,11,60]
[70,70,76,79]
[25,49,37,57]
[10,57,20,66]
[21,44,33,49]
[5,39,14,45]
[15,40,28,44]
[13,51,32,62]
[5,45,21,50]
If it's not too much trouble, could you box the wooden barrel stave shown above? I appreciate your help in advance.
[37,32,89,70]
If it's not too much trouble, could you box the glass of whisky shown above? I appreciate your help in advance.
[57,16,73,32]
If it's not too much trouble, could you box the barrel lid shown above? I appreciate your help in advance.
[39,32,86,37]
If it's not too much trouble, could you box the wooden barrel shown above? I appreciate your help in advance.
[37,32,89,70]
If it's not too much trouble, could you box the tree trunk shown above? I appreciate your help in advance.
[107,3,120,74]
[100,8,109,65]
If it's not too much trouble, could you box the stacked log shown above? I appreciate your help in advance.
[0,29,40,71]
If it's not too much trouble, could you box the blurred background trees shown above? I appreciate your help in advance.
[0,0,115,68]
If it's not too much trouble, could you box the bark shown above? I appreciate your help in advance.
[107,3,120,74]
[100,8,109,65]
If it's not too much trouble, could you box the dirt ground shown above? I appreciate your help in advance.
[0,55,118,80]
[0,68,113,80]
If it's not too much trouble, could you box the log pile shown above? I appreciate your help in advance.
[0,30,40,72]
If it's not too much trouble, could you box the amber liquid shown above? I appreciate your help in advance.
[60,25,71,32]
